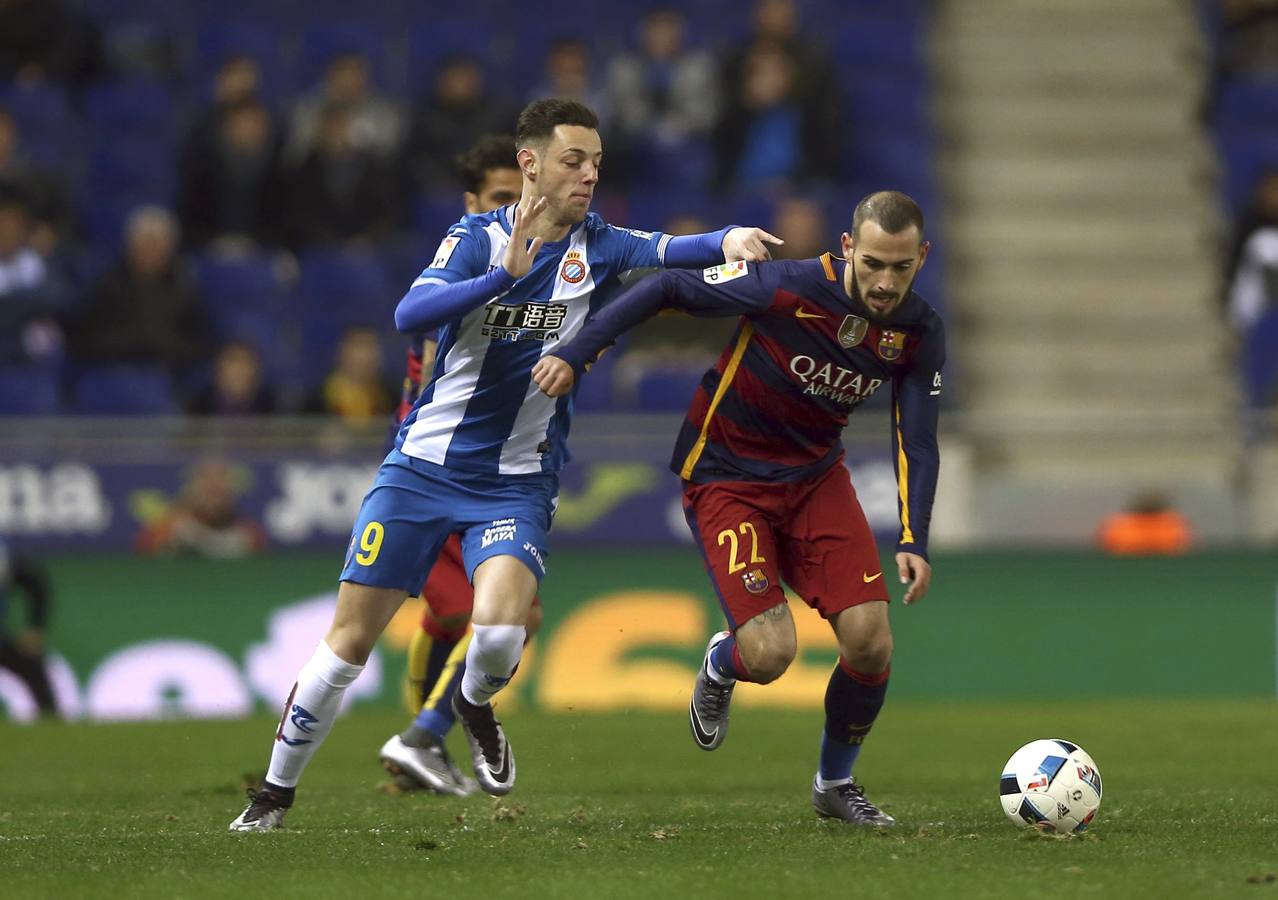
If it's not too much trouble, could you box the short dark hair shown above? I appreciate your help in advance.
[456,133,517,194]
[852,191,925,240]
[515,98,599,148]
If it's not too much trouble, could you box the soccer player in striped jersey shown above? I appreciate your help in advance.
[379,134,533,798]
[534,191,944,827]
[230,98,780,830]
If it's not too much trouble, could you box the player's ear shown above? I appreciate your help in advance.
[840,231,854,258]
[463,191,480,215]
[916,240,930,271]
[516,146,537,181]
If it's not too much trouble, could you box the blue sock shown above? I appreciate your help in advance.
[412,706,454,738]
[819,732,862,782]
[818,660,889,783]
[708,634,742,682]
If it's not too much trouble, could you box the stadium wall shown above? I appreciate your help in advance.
[2,549,1273,722]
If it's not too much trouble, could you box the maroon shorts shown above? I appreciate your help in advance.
[418,533,540,626]
[682,462,889,630]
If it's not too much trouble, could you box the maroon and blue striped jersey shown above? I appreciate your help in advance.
[554,252,946,558]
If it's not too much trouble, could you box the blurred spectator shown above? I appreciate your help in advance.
[0,105,72,253]
[1225,170,1278,293]
[1215,0,1278,81]
[712,38,839,192]
[65,206,208,372]
[136,458,267,558]
[283,103,399,250]
[1227,221,1278,335]
[306,325,396,420]
[0,0,101,85]
[607,7,718,184]
[177,96,286,252]
[285,52,404,164]
[1096,491,1193,556]
[0,188,71,364]
[725,0,835,104]
[181,55,265,168]
[0,537,57,717]
[772,195,828,260]
[404,55,513,193]
[528,39,609,125]
[188,341,277,415]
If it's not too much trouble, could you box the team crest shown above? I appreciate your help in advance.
[742,567,770,594]
[560,251,587,284]
[838,315,868,348]
[876,330,906,361]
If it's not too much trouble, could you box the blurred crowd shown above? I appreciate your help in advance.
[0,0,937,417]
[1205,0,1278,416]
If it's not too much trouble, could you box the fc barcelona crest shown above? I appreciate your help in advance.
[838,315,868,348]
[742,568,770,594]
[877,330,906,361]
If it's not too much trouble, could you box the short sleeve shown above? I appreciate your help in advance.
[415,220,490,285]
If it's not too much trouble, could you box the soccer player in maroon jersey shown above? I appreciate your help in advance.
[377,134,539,797]
[533,191,943,826]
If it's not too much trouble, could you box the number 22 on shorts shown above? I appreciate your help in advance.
[355,521,384,565]
[717,521,764,574]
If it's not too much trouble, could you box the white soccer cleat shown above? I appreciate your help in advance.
[228,787,291,832]
[379,734,476,797]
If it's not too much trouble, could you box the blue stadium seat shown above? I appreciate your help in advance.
[72,365,177,415]
[84,137,175,202]
[84,80,178,141]
[1215,128,1278,212]
[195,253,291,346]
[0,366,62,415]
[0,82,82,168]
[633,365,707,413]
[1243,311,1278,410]
[406,22,500,90]
[294,250,396,385]
[834,16,926,71]
[298,24,394,92]
[193,23,294,103]
[1215,78,1278,130]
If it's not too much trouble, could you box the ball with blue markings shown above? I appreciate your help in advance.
[999,739,1102,833]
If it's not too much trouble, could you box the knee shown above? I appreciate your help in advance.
[843,631,893,675]
[524,603,544,638]
[741,639,797,684]
[326,621,381,665]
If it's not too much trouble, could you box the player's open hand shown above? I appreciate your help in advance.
[532,355,575,398]
[896,552,931,605]
[722,227,784,263]
[502,197,549,279]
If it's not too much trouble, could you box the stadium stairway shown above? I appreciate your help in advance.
[929,0,1253,541]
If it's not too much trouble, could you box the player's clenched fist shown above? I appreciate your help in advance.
[532,355,574,397]
[501,197,549,279]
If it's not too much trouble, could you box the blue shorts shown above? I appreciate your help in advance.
[339,448,557,594]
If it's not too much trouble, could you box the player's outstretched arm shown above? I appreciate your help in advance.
[661,226,784,269]
[721,227,783,262]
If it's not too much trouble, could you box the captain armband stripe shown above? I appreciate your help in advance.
[656,233,673,264]
[411,276,447,288]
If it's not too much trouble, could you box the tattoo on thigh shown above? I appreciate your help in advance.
[749,604,789,627]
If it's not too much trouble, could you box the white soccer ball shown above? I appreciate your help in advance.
[999,739,1102,833]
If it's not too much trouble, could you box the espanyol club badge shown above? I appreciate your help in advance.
[742,568,770,594]
[877,330,905,361]
[560,251,587,284]
[838,315,868,348]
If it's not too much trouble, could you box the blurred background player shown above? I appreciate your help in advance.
[230,98,781,830]
[535,191,943,827]
[378,133,541,798]
[0,537,57,717]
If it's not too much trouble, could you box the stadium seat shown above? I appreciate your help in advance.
[294,250,397,385]
[0,366,62,415]
[298,24,394,92]
[84,137,175,202]
[0,82,81,168]
[633,365,707,413]
[1242,310,1278,410]
[193,23,294,103]
[195,253,291,352]
[1214,128,1278,213]
[1215,78,1278,130]
[72,365,177,415]
[84,80,178,139]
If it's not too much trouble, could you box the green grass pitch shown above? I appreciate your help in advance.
[3,700,1277,899]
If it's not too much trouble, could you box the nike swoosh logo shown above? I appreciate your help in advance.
[863,571,883,583]
[795,310,826,319]
[689,698,718,746]
[487,741,513,784]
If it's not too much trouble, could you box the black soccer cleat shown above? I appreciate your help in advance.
[811,778,896,827]
[689,631,735,751]
[452,693,516,796]
[228,785,293,832]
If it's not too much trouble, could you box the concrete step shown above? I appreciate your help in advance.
[944,219,1211,260]
[956,303,1226,340]
[959,333,1221,375]
[937,95,1196,135]
[944,183,1209,217]
[942,155,1204,198]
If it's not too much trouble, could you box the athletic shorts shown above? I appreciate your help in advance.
[681,461,888,630]
[418,533,541,623]
[340,448,556,595]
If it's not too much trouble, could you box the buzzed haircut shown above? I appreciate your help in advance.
[852,191,925,240]
[515,98,599,148]
[456,133,517,194]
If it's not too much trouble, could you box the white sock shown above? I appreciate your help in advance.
[265,640,364,789]
[460,624,525,706]
[816,774,853,791]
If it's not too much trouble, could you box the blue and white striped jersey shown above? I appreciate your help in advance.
[395,206,675,476]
